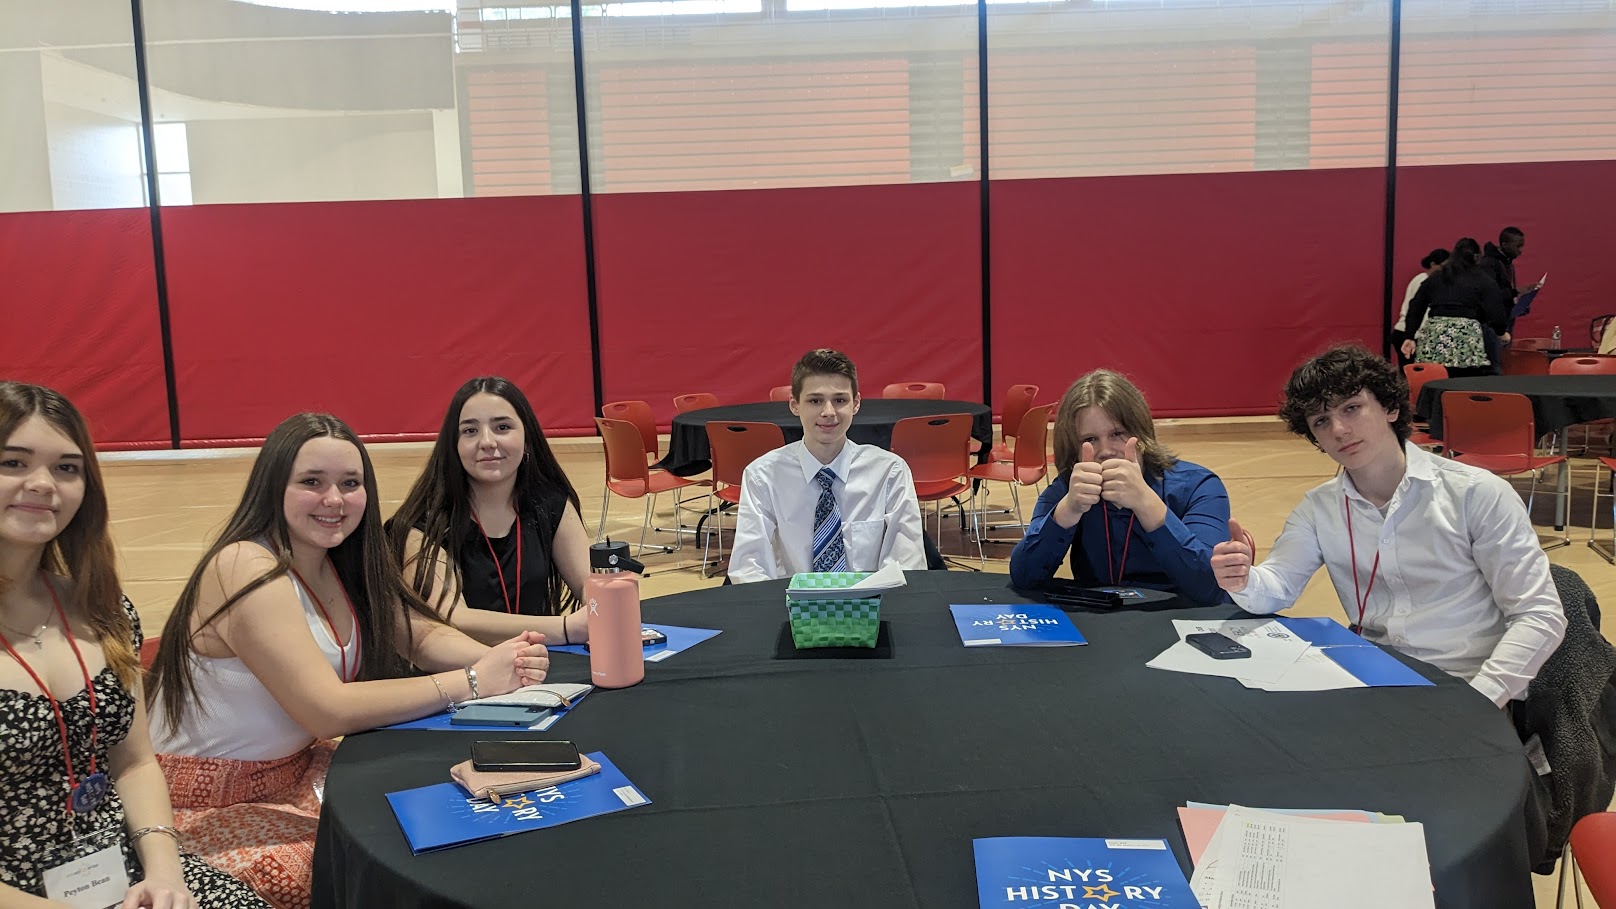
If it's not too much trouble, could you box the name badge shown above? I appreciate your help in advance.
[41,840,129,909]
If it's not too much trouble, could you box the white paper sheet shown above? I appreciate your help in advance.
[1145,619,1309,684]
[1191,805,1434,909]
[1238,647,1366,692]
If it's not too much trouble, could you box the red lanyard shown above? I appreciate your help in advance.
[471,511,522,615]
[1100,507,1136,586]
[1343,495,1381,634]
[289,563,361,682]
[0,576,101,814]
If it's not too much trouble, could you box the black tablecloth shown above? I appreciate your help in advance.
[312,573,1533,909]
[658,399,995,476]
[1416,375,1616,440]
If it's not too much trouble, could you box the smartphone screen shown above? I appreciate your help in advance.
[471,740,582,772]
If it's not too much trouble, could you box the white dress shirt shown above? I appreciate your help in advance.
[1231,442,1565,706]
[1393,271,1428,333]
[727,439,926,583]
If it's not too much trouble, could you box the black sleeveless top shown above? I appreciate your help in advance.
[457,487,570,616]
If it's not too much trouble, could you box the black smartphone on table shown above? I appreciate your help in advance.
[1185,632,1251,660]
[470,739,582,772]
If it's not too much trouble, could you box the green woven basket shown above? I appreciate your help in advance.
[786,572,882,649]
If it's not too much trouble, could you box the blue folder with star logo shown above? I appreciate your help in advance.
[386,752,650,854]
[950,604,1088,647]
[973,837,1197,908]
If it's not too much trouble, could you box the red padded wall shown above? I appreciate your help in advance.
[1394,160,1616,347]
[0,208,170,449]
[592,182,984,426]
[159,195,593,445]
[989,167,1387,416]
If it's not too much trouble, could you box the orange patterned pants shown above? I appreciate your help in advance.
[157,742,336,909]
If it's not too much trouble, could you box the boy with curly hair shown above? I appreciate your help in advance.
[1210,345,1564,706]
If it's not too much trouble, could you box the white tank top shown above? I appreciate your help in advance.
[150,568,360,762]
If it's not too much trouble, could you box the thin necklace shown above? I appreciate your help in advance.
[0,600,52,649]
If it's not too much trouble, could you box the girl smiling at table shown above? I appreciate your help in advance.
[0,382,266,909]
[146,412,550,909]
[388,377,590,646]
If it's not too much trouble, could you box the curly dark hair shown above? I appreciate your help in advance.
[1279,345,1412,448]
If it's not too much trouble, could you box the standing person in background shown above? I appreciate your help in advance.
[1401,238,1510,377]
[1391,248,1449,367]
[1482,226,1544,347]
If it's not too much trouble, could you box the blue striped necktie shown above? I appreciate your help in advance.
[811,467,850,572]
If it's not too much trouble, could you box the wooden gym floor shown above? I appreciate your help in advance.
[100,418,1613,906]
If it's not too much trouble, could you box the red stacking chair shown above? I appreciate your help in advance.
[988,384,1040,462]
[701,421,785,577]
[1403,363,1447,451]
[595,417,706,556]
[1441,391,1568,549]
[601,400,660,464]
[768,386,792,403]
[1502,348,1550,376]
[966,403,1055,540]
[882,382,946,400]
[1558,811,1616,908]
[673,393,721,414]
[892,413,980,566]
[1549,357,1616,455]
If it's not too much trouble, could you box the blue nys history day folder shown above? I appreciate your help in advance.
[973,837,1198,909]
[386,751,650,854]
[950,604,1088,647]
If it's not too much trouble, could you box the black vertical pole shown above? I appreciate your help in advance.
[129,0,182,448]
[570,0,605,416]
[1380,0,1403,357]
[977,0,993,405]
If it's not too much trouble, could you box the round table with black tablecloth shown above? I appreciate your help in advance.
[1415,375,1616,440]
[311,573,1533,909]
[657,399,995,476]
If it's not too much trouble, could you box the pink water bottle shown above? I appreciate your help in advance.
[585,540,646,689]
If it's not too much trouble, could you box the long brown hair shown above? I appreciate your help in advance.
[1051,369,1177,480]
[148,412,445,729]
[0,383,136,688]
[387,377,581,618]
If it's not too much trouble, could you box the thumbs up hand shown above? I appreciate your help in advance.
[1211,517,1256,593]
[1099,437,1148,510]
[1051,442,1104,528]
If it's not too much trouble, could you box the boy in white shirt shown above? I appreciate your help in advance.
[1210,345,1564,706]
[728,349,926,583]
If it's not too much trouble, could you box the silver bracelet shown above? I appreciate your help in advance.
[130,825,181,846]
[464,666,480,700]
[430,673,456,711]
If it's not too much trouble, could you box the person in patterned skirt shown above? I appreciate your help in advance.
[0,382,266,909]
[1400,237,1511,377]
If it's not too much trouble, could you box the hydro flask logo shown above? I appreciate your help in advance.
[589,598,599,617]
